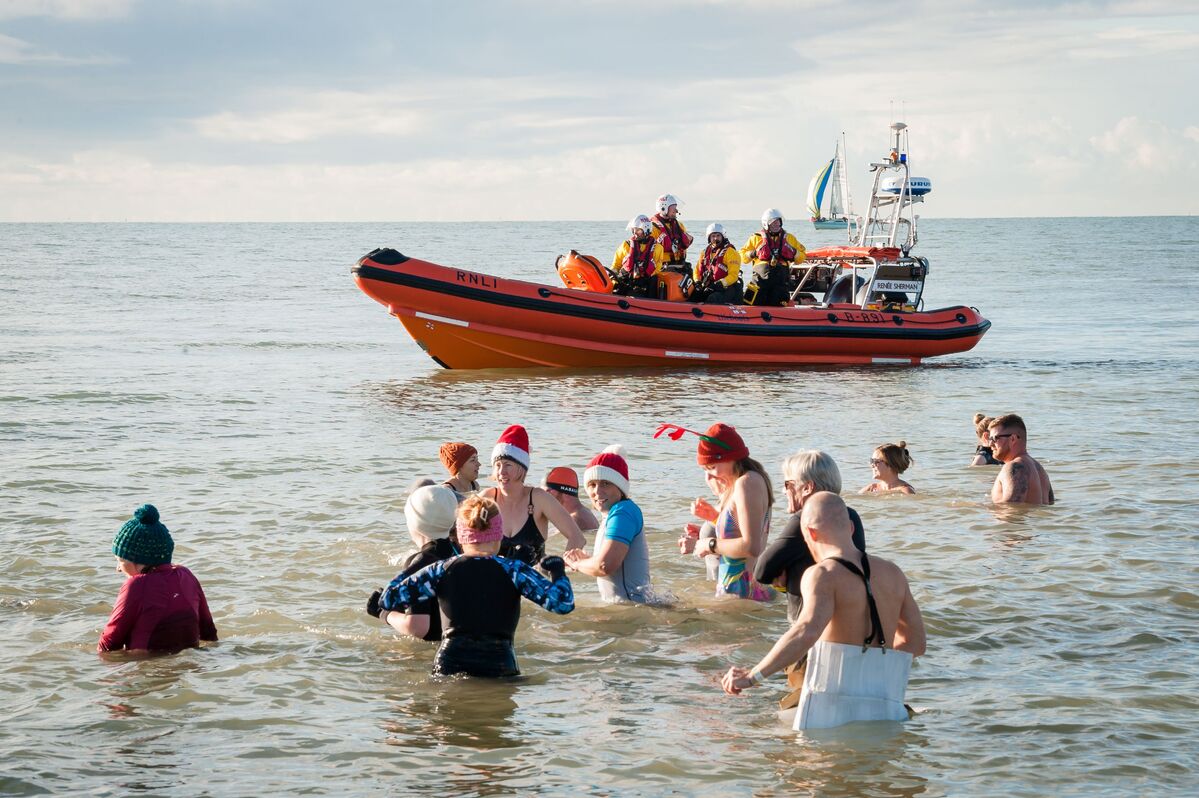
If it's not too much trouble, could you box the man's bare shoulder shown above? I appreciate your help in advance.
[865,554,908,583]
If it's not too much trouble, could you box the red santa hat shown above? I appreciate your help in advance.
[696,422,749,464]
[491,424,530,471]
[584,444,630,497]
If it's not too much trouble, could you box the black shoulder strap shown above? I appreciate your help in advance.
[829,554,887,650]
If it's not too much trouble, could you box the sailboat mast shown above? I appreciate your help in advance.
[839,131,853,218]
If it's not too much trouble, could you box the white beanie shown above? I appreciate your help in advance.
[403,485,458,540]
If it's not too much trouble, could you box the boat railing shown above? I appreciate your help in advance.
[798,250,927,311]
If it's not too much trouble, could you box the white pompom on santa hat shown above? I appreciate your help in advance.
[584,444,630,497]
[491,424,530,470]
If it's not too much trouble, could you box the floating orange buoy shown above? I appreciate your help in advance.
[556,250,613,293]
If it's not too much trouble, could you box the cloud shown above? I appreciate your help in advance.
[1090,116,1199,170]
[194,91,425,144]
[0,31,119,64]
[1068,25,1199,59]
[0,0,133,21]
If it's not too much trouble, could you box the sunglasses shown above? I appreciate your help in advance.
[870,458,886,466]
[991,433,1016,441]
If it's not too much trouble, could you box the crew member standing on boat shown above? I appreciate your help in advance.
[611,215,665,298]
[741,209,805,306]
[650,194,694,270]
[691,223,743,305]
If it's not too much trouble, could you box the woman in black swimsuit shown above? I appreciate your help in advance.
[484,425,587,565]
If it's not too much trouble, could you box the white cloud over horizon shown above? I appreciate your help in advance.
[0,0,1195,221]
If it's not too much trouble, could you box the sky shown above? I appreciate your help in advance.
[1,0,1197,221]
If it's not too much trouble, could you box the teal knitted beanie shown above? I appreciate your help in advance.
[111,504,174,566]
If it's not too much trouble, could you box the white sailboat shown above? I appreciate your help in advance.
[808,135,853,230]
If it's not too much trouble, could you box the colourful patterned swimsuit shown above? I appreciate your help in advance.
[715,506,775,602]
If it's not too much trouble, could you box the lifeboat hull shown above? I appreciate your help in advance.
[352,249,991,369]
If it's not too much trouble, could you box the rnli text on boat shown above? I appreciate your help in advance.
[456,271,499,288]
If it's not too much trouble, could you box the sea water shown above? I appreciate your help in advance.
[1,218,1197,796]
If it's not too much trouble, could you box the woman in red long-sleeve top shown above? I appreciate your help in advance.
[98,504,218,653]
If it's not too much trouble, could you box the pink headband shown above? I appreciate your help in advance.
[456,511,504,545]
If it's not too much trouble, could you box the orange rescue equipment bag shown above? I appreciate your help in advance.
[556,250,614,293]
[656,269,693,302]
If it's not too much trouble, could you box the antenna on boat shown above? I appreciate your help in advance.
[891,121,908,164]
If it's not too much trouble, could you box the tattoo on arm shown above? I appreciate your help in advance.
[1008,462,1029,502]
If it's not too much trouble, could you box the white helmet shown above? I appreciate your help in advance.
[627,214,652,235]
[761,208,784,227]
[705,222,726,239]
[656,193,681,215]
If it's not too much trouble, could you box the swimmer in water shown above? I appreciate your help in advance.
[564,446,654,603]
[482,425,587,565]
[543,466,599,536]
[367,484,460,641]
[970,414,1000,466]
[722,493,926,730]
[860,441,916,495]
[439,442,481,502]
[755,450,867,624]
[98,504,218,653]
[988,414,1054,505]
[371,494,574,678]
[671,423,774,602]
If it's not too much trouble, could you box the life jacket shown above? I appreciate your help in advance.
[755,230,798,264]
[652,214,692,263]
[697,242,733,284]
[620,238,658,279]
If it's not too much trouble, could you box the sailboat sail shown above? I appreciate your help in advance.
[807,159,834,219]
[828,151,845,217]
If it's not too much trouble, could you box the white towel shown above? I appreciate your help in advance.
[794,641,912,730]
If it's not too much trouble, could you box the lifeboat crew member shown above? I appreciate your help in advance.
[741,208,806,306]
[372,494,575,678]
[650,193,694,270]
[691,222,743,305]
[611,215,665,298]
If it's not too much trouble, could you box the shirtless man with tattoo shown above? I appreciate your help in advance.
[988,414,1054,505]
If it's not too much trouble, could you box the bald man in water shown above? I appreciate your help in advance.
[988,414,1054,505]
[721,492,925,729]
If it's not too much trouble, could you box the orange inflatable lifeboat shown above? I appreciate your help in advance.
[352,247,992,370]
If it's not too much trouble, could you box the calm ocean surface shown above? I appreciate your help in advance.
[2,217,1197,796]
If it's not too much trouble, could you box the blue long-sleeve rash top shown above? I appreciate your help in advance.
[381,555,575,616]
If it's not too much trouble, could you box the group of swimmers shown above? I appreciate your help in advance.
[97,413,1052,731]
[611,194,806,306]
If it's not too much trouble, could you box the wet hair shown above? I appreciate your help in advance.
[730,456,775,506]
[782,449,842,494]
[973,413,994,439]
[458,494,500,532]
[989,414,1027,437]
[875,441,914,474]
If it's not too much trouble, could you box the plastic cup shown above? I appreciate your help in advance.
[684,523,700,539]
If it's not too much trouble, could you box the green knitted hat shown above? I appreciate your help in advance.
[111,504,174,566]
